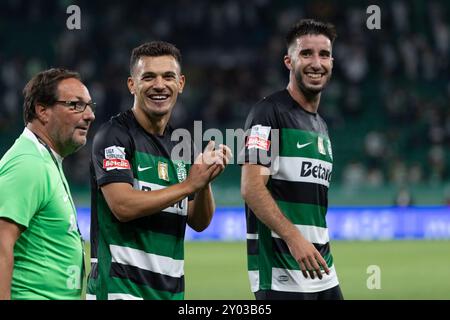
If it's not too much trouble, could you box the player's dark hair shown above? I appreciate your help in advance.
[130,41,182,75]
[23,68,81,125]
[286,19,337,49]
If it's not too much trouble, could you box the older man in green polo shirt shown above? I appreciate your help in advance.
[0,68,95,299]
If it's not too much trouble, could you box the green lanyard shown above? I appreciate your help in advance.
[33,133,86,288]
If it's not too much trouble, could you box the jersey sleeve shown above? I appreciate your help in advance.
[238,97,279,167]
[0,155,50,228]
[91,122,135,187]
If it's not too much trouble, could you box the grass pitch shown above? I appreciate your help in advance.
[184,240,450,300]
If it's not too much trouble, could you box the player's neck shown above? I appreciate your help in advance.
[132,106,169,136]
[26,122,64,157]
[287,83,320,114]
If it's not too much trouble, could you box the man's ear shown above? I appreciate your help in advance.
[178,74,186,94]
[35,103,49,123]
[284,55,292,71]
[127,76,135,95]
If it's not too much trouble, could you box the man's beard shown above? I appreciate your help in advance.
[295,69,330,96]
[141,95,172,117]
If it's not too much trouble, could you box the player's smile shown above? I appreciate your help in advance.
[146,91,172,105]
[147,93,170,101]
[305,72,325,80]
[300,66,330,91]
[143,90,174,114]
[304,71,326,84]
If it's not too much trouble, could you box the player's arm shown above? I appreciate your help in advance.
[103,142,231,223]
[187,184,215,232]
[187,142,232,231]
[102,160,217,223]
[241,163,330,279]
[102,180,196,222]
[94,125,209,223]
[0,218,23,300]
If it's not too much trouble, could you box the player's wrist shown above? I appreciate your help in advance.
[180,179,196,195]
[197,182,211,193]
[282,224,304,245]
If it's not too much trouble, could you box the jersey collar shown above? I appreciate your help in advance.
[22,127,64,164]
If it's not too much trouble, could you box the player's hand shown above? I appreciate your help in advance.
[203,143,232,182]
[185,141,216,191]
[185,141,232,192]
[286,235,330,280]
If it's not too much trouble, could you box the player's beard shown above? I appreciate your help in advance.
[295,68,331,97]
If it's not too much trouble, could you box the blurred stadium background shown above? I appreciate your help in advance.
[1,0,449,299]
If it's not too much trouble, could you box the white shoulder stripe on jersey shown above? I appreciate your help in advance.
[272,156,332,187]
[271,224,329,244]
[85,294,97,300]
[108,293,143,300]
[133,179,188,216]
[110,245,184,278]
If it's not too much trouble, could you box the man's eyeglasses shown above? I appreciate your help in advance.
[55,100,96,113]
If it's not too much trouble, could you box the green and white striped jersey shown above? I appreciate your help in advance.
[242,89,339,293]
[87,110,192,300]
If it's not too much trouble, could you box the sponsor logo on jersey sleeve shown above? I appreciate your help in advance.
[104,145,126,160]
[103,159,130,171]
[103,146,130,171]
[246,125,271,151]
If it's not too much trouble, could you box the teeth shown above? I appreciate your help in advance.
[149,95,169,100]
[307,73,322,79]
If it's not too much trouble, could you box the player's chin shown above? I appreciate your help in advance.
[151,109,171,118]
[146,101,172,116]
[302,84,324,95]
[307,77,330,91]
